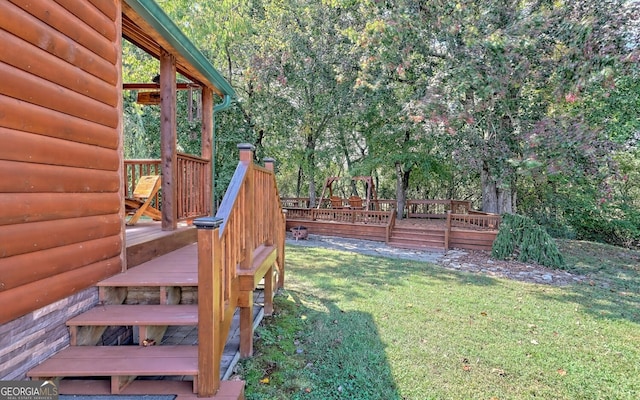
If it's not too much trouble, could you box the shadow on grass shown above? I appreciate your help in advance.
[536,240,640,325]
[242,287,402,400]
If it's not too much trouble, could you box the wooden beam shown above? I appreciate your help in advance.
[160,48,177,230]
[123,83,200,90]
[201,88,214,213]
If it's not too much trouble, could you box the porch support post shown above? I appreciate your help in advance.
[160,48,177,230]
[194,217,223,396]
[201,88,214,216]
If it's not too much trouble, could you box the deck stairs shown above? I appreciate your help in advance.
[388,223,445,250]
[26,243,252,400]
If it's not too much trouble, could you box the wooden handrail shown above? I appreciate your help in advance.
[194,145,285,396]
[386,209,396,243]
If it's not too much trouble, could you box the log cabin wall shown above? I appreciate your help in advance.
[0,0,123,378]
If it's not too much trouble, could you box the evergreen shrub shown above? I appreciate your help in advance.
[491,213,565,269]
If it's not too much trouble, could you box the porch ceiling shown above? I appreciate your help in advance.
[122,1,235,98]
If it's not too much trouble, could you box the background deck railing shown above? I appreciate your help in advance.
[125,153,210,221]
[283,198,500,250]
[449,210,501,230]
[281,198,472,217]
[194,145,285,396]
[285,207,392,225]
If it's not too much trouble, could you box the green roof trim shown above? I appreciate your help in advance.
[125,0,236,98]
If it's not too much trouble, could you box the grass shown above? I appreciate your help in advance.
[236,240,640,399]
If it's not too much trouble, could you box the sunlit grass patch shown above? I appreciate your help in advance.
[239,243,640,399]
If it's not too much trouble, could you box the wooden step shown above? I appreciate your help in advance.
[126,223,197,268]
[67,304,198,327]
[389,227,445,250]
[58,379,245,399]
[99,244,198,287]
[390,231,444,241]
[66,304,198,345]
[388,239,444,250]
[27,345,197,394]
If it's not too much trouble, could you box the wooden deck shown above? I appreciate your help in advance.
[126,220,197,268]
[286,214,499,251]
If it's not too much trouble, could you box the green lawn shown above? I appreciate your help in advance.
[237,241,640,400]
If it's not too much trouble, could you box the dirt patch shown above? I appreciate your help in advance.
[439,249,585,286]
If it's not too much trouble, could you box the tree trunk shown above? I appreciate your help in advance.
[395,162,410,219]
[296,166,303,198]
[481,163,514,214]
[305,128,317,207]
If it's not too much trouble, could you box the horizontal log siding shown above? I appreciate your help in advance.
[0,1,122,324]
[0,215,121,258]
[0,129,119,170]
[1,2,118,85]
[1,236,122,291]
[0,29,118,107]
[0,257,122,325]
[0,161,120,193]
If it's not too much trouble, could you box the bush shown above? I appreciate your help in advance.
[492,213,565,269]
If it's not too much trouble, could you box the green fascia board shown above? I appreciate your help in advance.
[124,0,236,98]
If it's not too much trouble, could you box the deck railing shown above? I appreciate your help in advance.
[405,199,472,218]
[449,210,501,230]
[281,198,472,217]
[176,153,210,219]
[284,198,500,250]
[280,197,311,208]
[124,159,161,206]
[193,145,285,396]
[286,207,392,226]
[124,153,210,221]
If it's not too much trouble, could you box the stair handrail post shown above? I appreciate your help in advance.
[238,143,255,270]
[445,210,452,251]
[386,210,396,243]
[194,216,224,396]
[263,157,276,247]
[264,157,286,288]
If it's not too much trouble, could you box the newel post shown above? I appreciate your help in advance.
[264,157,275,172]
[194,216,223,396]
[238,144,255,269]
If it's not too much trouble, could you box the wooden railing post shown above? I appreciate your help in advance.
[264,157,286,288]
[263,157,276,247]
[194,216,224,397]
[264,157,275,172]
[445,211,451,251]
[238,143,255,269]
